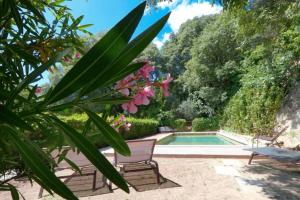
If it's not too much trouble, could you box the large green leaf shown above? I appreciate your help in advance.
[102,62,146,87]
[8,0,23,32]
[50,116,129,193]
[47,96,132,112]
[84,109,130,156]
[5,126,78,200]
[45,2,146,104]
[80,12,171,95]
[19,0,45,22]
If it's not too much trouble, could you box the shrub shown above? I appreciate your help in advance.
[192,117,219,131]
[120,118,159,139]
[60,114,159,147]
[171,119,187,131]
[222,84,284,135]
[157,111,175,126]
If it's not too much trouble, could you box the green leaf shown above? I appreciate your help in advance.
[78,24,93,30]
[88,96,132,104]
[84,109,130,156]
[0,0,10,18]
[7,53,64,105]
[8,0,23,32]
[50,116,129,193]
[47,96,132,112]
[64,157,82,175]
[82,118,92,136]
[81,12,171,95]
[8,184,19,200]
[102,62,146,87]
[0,106,33,131]
[5,126,78,200]
[8,45,40,64]
[45,2,146,104]
[19,0,46,22]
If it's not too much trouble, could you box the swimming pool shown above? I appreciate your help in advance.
[157,133,241,145]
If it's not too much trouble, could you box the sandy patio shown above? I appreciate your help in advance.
[1,157,300,200]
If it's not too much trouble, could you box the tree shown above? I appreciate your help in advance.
[179,13,242,117]
[0,1,170,199]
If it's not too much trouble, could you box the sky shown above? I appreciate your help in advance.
[64,0,222,48]
[39,0,222,85]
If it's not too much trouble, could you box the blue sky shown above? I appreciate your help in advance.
[40,0,222,85]
[64,0,222,47]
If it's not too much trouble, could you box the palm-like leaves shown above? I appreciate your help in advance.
[0,1,170,199]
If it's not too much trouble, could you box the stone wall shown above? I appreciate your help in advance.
[276,81,300,147]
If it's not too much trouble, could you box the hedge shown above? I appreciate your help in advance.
[192,117,219,131]
[59,114,159,148]
[119,118,159,139]
[171,119,186,131]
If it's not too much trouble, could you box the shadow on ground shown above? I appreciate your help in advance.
[122,163,181,192]
[242,160,300,200]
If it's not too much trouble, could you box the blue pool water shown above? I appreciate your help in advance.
[157,134,239,145]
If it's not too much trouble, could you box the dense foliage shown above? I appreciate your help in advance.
[119,118,159,139]
[138,0,300,135]
[171,119,187,131]
[192,117,219,131]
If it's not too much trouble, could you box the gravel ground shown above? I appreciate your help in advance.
[1,158,300,200]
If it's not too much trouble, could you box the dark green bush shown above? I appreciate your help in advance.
[157,111,175,126]
[222,84,284,135]
[119,118,159,139]
[171,119,187,131]
[192,117,219,131]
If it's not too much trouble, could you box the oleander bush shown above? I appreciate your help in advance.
[192,117,219,131]
[171,119,187,131]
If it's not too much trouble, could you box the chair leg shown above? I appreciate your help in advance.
[150,160,161,184]
[248,153,256,164]
[38,187,43,199]
[92,170,97,190]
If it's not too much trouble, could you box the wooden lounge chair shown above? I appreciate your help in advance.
[38,148,111,198]
[251,126,288,148]
[246,146,300,165]
[113,139,162,185]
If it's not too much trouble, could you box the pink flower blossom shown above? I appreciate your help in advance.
[122,101,138,114]
[138,63,155,79]
[115,74,135,96]
[119,88,130,96]
[144,86,155,97]
[124,122,131,131]
[160,73,173,97]
[63,56,71,62]
[75,52,81,59]
[35,87,43,94]
[120,114,126,122]
[134,86,155,105]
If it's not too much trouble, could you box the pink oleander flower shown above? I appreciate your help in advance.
[138,63,155,79]
[124,122,131,131]
[134,86,155,105]
[115,74,136,96]
[63,56,71,62]
[75,52,81,59]
[160,73,173,97]
[122,101,138,114]
[120,114,126,122]
[35,87,43,94]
